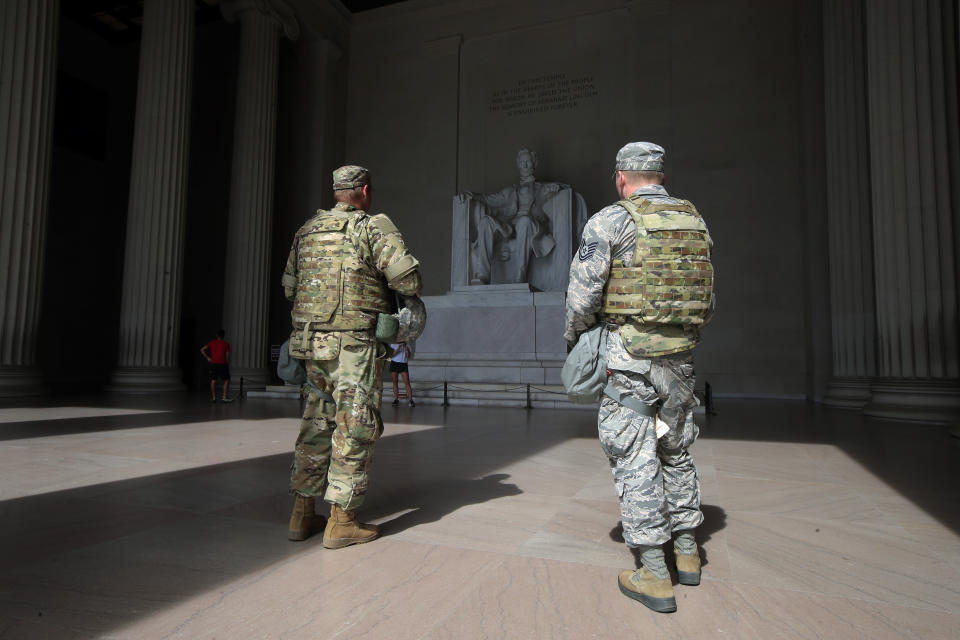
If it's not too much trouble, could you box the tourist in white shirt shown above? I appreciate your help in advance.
[389,343,415,407]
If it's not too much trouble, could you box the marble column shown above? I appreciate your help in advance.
[292,36,343,216]
[110,0,194,392]
[821,0,876,408]
[0,0,59,397]
[221,0,298,388]
[863,0,960,422]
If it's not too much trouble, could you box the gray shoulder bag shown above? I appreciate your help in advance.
[561,327,658,418]
[561,325,608,404]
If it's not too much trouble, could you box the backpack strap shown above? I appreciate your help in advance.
[603,383,658,418]
[617,198,649,264]
[304,379,334,404]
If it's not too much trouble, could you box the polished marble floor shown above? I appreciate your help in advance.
[0,395,958,639]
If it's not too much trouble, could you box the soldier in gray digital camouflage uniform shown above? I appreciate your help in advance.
[282,165,426,548]
[564,142,715,613]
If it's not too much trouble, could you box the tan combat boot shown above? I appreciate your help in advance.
[674,547,701,586]
[322,504,380,549]
[288,495,323,541]
[618,567,677,613]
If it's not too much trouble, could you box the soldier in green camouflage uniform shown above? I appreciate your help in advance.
[283,165,424,548]
[564,142,714,613]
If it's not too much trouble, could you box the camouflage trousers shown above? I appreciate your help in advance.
[289,332,386,511]
[598,352,702,547]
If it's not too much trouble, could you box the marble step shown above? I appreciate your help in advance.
[246,384,300,400]
[247,381,704,414]
[382,381,590,410]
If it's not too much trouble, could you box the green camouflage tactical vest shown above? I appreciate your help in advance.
[292,209,392,331]
[602,196,713,357]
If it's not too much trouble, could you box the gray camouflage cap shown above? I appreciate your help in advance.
[615,142,665,172]
[332,165,370,190]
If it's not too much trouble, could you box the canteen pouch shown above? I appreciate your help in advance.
[375,312,399,343]
[276,338,334,402]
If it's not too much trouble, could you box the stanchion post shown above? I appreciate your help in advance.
[443,381,449,407]
[240,377,244,401]
[526,384,532,410]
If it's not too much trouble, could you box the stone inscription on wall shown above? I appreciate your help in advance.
[488,73,599,117]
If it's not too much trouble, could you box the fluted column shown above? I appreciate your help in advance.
[221,0,299,388]
[110,0,194,392]
[822,0,876,408]
[0,0,59,397]
[863,0,960,422]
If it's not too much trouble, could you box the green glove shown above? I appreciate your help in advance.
[375,313,399,342]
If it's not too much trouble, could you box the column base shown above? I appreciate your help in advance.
[863,378,960,424]
[108,367,185,394]
[229,367,272,391]
[0,366,47,398]
[823,376,872,409]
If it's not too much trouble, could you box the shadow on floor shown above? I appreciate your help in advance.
[2,396,958,636]
[699,400,960,536]
[0,393,303,441]
[0,403,593,636]
[374,473,524,536]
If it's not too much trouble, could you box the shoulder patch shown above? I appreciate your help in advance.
[578,238,598,261]
[369,214,399,235]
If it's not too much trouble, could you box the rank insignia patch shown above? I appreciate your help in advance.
[578,239,598,262]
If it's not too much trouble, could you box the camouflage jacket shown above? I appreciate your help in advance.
[564,185,713,370]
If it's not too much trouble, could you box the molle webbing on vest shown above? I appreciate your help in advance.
[291,210,391,331]
[601,198,713,326]
[341,269,391,315]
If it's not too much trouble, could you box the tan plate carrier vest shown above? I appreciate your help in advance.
[601,196,713,355]
[291,210,392,332]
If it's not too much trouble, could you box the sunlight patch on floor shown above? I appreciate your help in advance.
[0,416,444,501]
[0,406,167,423]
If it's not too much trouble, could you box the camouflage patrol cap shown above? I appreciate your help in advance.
[332,165,370,190]
[615,142,665,172]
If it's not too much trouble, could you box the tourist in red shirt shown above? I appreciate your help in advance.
[200,329,232,402]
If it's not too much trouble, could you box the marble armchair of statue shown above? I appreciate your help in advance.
[451,186,588,292]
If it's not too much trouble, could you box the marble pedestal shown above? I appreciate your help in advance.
[108,367,185,394]
[0,368,46,398]
[863,378,960,424]
[407,284,575,408]
[823,376,872,409]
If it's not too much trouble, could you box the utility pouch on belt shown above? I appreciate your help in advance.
[374,313,399,343]
[276,338,334,402]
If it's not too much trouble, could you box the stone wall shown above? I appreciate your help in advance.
[344,0,830,399]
